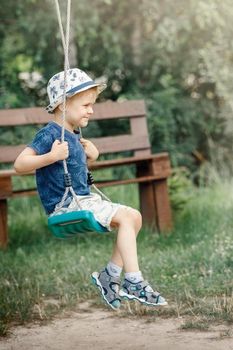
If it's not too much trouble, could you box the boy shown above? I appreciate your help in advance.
[14,68,167,310]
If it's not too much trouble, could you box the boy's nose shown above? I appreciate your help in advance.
[87,106,93,114]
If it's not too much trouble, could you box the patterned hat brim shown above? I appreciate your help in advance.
[46,81,107,114]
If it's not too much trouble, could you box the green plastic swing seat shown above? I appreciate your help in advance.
[48,210,109,239]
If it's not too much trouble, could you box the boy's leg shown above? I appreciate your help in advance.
[91,207,141,310]
[110,240,123,268]
[110,207,142,268]
[92,207,167,307]
[111,208,167,306]
[110,207,141,272]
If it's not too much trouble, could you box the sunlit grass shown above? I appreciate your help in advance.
[0,182,233,336]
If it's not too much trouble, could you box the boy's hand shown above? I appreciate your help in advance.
[80,138,99,161]
[50,140,69,161]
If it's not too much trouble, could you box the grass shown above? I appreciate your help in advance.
[0,182,233,336]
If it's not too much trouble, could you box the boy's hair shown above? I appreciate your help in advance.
[76,86,98,99]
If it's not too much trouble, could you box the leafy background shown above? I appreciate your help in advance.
[1,0,233,176]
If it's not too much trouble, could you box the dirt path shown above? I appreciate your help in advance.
[1,302,232,350]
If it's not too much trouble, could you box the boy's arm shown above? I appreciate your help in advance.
[14,140,69,174]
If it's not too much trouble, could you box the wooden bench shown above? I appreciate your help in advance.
[0,99,172,247]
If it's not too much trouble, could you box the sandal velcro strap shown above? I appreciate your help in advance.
[138,280,160,297]
[109,276,121,285]
[137,280,150,289]
[152,290,160,297]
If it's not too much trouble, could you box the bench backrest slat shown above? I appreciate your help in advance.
[0,134,150,163]
[0,100,146,126]
[0,100,151,164]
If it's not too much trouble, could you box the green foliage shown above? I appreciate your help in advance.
[1,0,233,173]
[168,167,195,213]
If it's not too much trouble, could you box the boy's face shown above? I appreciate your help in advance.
[65,88,97,129]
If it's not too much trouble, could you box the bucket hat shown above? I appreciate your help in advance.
[46,68,107,113]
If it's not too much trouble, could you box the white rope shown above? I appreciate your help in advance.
[54,0,70,70]
[55,0,83,137]
[54,0,82,209]
[92,184,111,202]
[54,187,70,212]
[53,0,111,214]
[61,0,70,145]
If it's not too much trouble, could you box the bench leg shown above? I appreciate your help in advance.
[136,159,172,232]
[138,182,157,228]
[153,179,173,232]
[0,199,8,248]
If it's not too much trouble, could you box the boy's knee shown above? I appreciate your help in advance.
[124,207,142,230]
[132,209,142,230]
[111,207,142,230]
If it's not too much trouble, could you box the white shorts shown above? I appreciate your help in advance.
[51,192,128,231]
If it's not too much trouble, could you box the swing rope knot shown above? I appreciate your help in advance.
[87,171,94,185]
[64,173,72,187]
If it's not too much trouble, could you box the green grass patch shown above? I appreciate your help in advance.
[0,183,233,336]
[180,319,210,331]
